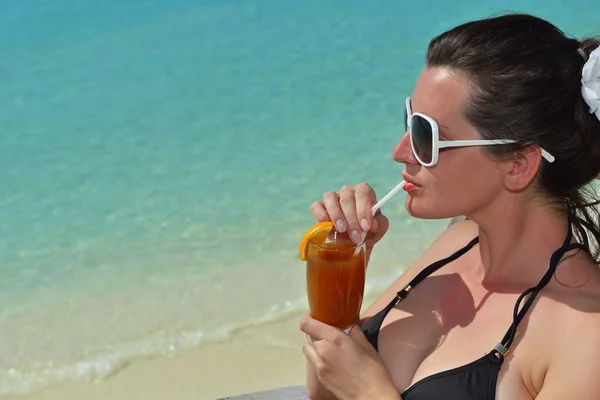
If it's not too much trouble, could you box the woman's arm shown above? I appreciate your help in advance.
[534,314,600,399]
[305,347,402,400]
[301,314,403,400]
[305,361,338,400]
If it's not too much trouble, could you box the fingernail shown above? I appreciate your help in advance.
[350,229,361,244]
[335,219,347,232]
[360,218,370,231]
[373,219,378,231]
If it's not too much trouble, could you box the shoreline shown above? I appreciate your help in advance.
[2,219,449,400]
[4,312,308,400]
[5,288,391,400]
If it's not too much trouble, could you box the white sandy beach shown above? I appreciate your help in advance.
[5,284,395,400]
[2,218,444,400]
[5,313,308,400]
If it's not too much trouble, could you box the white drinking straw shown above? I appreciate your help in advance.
[358,180,406,243]
[371,180,406,215]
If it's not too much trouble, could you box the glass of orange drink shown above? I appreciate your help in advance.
[299,221,367,331]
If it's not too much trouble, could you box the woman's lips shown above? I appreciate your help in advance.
[402,174,420,192]
[403,182,418,192]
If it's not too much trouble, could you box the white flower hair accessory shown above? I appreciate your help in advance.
[581,46,600,121]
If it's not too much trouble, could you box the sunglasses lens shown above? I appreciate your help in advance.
[411,115,433,164]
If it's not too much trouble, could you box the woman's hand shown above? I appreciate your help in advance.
[299,314,400,400]
[310,182,390,249]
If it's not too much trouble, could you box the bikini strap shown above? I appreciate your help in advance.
[392,236,480,306]
[370,236,480,329]
[493,224,585,357]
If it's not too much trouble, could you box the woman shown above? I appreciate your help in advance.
[299,13,600,400]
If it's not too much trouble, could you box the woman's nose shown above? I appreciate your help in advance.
[392,132,417,164]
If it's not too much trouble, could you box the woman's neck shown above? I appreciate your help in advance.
[468,202,570,289]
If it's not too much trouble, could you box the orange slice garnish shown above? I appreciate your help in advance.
[298,221,334,261]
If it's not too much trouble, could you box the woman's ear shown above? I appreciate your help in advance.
[503,146,543,192]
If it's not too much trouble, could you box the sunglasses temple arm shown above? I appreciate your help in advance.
[541,149,555,163]
[438,140,555,163]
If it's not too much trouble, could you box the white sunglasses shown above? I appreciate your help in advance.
[405,97,555,167]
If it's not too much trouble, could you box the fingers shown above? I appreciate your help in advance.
[338,186,360,242]
[311,182,382,244]
[309,201,331,223]
[372,213,389,236]
[322,190,347,233]
[355,183,377,232]
[302,334,319,365]
[299,313,332,341]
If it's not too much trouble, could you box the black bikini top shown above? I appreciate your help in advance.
[360,223,585,399]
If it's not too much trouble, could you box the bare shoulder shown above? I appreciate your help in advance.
[359,218,479,321]
[535,284,600,398]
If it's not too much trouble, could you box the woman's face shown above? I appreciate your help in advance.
[392,67,507,220]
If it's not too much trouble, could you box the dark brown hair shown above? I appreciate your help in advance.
[426,13,600,262]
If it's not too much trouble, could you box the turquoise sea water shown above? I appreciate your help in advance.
[1,0,599,396]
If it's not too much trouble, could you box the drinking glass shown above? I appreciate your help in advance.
[306,231,366,331]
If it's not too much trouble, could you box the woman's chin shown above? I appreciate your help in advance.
[405,198,457,220]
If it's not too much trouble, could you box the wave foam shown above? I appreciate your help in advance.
[0,269,401,397]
